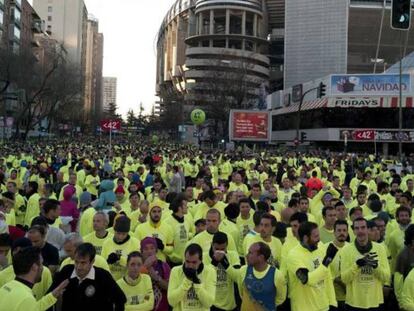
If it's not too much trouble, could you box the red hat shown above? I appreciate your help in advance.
[115,185,125,194]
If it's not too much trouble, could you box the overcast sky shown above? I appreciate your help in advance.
[84,0,174,116]
[31,0,175,116]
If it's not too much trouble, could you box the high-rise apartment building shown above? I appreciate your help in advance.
[84,16,103,124]
[33,0,87,65]
[103,77,117,112]
[0,0,43,53]
[33,0,103,128]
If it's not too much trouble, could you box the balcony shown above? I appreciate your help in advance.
[10,0,21,9]
[32,20,43,33]
[195,0,263,12]
[185,33,268,46]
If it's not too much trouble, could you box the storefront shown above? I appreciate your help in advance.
[269,73,414,154]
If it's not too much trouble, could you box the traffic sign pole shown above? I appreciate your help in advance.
[109,127,112,151]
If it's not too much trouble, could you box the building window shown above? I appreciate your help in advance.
[200,12,210,35]
[201,40,210,47]
[213,39,226,48]
[245,40,254,51]
[213,10,226,34]
[229,39,242,50]
[14,27,20,39]
[246,12,254,36]
[229,10,243,34]
[48,6,52,12]
[13,43,20,54]
[14,9,21,23]
[47,24,52,34]
[0,10,3,25]
[48,16,52,21]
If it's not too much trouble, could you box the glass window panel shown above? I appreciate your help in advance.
[213,39,226,48]
[14,27,20,39]
[14,9,21,23]
[245,40,254,51]
[213,9,226,34]
[229,39,242,50]
[229,10,242,34]
[246,12,254,36]
[201,12,210,35]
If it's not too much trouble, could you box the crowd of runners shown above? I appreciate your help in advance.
[0,139,413,310]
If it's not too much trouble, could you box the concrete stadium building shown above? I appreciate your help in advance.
[284,0,414,89]
[155,0,285,107]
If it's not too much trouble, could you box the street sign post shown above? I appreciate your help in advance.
[100,119,121,150]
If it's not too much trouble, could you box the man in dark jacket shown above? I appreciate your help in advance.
[49,242,126,311]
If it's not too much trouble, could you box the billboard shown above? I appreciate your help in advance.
[331,74,411,96]
[230,110,271,142]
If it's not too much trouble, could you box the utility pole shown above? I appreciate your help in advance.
[390,0,411,160]
[295,83,325,147]
[399,42,403,159]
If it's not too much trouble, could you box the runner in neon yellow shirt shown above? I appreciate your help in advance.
[340,218,390,310]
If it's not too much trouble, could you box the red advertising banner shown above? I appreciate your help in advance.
[352,130,375,141]
[100,119,121,132]
[341,129,414,142]
[231,111,270,141]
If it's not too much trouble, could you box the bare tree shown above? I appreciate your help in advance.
[156,83,185,131]
[0,44,84,139]
[194,56,264,139]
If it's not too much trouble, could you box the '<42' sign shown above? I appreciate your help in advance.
[100,119,121,132]
[352,130,375,141]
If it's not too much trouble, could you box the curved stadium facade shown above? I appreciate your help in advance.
[155,0,285,107]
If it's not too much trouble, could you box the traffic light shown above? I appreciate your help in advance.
[300,132,307,142]
[317,82,326,98]
[391,0,412,30]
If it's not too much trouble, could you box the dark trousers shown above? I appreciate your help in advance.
[331,301,346,311]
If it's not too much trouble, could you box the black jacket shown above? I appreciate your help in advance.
[49,265,126,311]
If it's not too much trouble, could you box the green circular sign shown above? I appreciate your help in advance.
[191,109,206,125]
[151,135,159,144]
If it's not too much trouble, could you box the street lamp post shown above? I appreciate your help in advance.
[295,85,322,147]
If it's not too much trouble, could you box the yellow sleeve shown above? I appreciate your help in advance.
[35,293,58,311]
[394,272,404,304]
[167,268,193,307]
[341,261,359,285]
[401,273,414,311]
[275,269,287,306]
[373,245,391,285]
[84,175,92,187]
[193,269,217,308]
[307,264,330,286]
[287,253,329,287]
[226,265,242,285]
[163,226,174,256]
[340,247,360,285]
